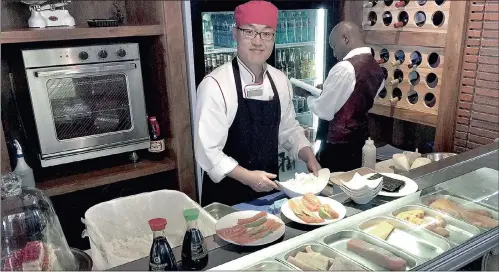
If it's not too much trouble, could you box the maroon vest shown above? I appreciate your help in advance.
[327,54,384,144]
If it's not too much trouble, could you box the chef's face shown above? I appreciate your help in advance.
[233,24,275,67]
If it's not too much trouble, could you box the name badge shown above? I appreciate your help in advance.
[245,85,264,98]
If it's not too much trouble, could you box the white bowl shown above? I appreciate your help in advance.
[350,193,377,204]
[276,169,330,198]
[340,183,382,195]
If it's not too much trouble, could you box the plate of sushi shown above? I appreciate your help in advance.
[215,211,285,246]
[364,173,418,197]
[281,193,346,226]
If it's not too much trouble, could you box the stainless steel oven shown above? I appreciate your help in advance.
[22,43,149,167]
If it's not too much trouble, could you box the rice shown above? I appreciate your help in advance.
[283,173,320,193]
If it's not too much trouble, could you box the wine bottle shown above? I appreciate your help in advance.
[414,11,426,27]
[391,50,405,66]
[389,69,404,86]
[390,88,402,104]
[382,67,388,80]
[382,12,393,26]
[363,11,377,26]
[394,11,409,28]
[395,0,409,8]
[384,0,394,6]
[377,48,389,64]
[363,0,378,8]
[417,0,427,5]
[408,51,422,69]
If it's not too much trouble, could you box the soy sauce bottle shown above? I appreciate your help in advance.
[181,208,208,270]
[148,218,177,271]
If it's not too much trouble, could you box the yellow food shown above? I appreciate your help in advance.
[367,221,394,240]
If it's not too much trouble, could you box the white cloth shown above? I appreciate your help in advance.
[194,57,311,183]
[307,47,385,121]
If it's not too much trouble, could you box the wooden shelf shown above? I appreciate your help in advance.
[37,157,176,197]
[0,24,164,44]
[369,103,438,127]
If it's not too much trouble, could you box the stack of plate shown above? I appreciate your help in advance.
[340,173,383,204]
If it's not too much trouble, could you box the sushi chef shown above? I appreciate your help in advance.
[195,0,321,206]
[295,21,385,172]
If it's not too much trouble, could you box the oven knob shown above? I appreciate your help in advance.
[116,48,126,58]
[78,51,89,60]
[98,50,108,59]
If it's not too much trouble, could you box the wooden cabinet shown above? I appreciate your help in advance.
[0,1,196,199]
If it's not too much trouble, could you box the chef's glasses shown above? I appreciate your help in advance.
[237,27,275,41]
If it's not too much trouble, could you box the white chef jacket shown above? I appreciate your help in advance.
[194,57,311,183]
[307,47,385,121]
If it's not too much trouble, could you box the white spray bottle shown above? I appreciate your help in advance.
[13,140,36,188]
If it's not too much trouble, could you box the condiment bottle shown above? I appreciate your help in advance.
[13,139,36,188]
[148,218,177,271]
[362,137,376,170]
[181,208,208,270]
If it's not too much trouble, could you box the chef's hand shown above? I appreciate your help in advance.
[298,146,322,176]
[316,84,323,90]
[243,171,279,192]
[306,158,322,177]
[293,86,311,98]
[228,166,278,192]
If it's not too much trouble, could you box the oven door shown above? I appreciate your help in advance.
[25,61,149,165]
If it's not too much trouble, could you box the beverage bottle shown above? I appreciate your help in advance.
[389,69,404,86]
[309,53,316,78]
[391,50,405,66]
[395,0,409,8]
[148,218,177,271]
[148,116,165,161]
[408,51,422,69]
[296,11,303,43]
[202,14,214,50]
[288,49,296,78]
[276,11,283,44]
[282,11,288,43]
[302,12,309,42]
[287,11,296,43]
[12,139,35,188]
[309,11,315,41]
[213,14,218,47]
[181,208,208,270]
[394,11,409,28]
[362,138,376,170]
[377,48,389,64]
[295,50,302,79]
[363,0,378,7]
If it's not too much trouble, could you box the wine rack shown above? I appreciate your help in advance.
[362,0,450,33]
[371,45,444,115]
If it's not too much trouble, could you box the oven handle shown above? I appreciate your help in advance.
[34,63,137,77]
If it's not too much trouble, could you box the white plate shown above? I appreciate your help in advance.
[215,211,285,246]
[364,173,419,197]
[280,196,346,226]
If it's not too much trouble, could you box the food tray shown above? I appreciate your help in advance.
[243,260,297,271]
[322,230,419,270]
[419,194,499,221]
[358,216,451,260]
[391,205,481,245]
[276,243,369,271]
[203,202,237,220]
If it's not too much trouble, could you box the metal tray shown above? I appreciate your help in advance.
[358,216,451,260]
[322,230,419,271]
[276,242,369,271]
[419,194,499,220]
[243,260,297,271]
[391,205,481,245]
[203,202,237,220]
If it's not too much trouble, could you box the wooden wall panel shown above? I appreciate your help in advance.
[159,1,196,200]
[447,0,499,153]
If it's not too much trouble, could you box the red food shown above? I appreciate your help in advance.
[217,224,247,239]
[237,211,267,225]
[347,239,407,271]
[2,249,23,271]
[302,193,321,212]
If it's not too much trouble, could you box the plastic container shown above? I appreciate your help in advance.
[82,190,216,270]
[12,140,35,188]
[362,138,376,170]
[1,173,77,271]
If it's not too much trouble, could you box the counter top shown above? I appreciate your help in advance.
[111,143,498,271]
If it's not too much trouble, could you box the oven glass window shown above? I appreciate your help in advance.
[48,74,132,140]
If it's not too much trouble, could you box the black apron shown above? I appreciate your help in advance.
[201,58,281,207]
